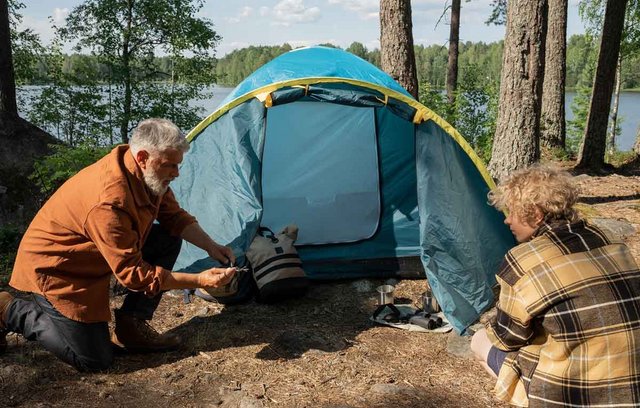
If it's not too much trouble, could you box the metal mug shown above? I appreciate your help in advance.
[376,284,395,305]
[422,289,440,313]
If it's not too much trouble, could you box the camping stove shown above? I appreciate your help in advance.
[372,285,401,320]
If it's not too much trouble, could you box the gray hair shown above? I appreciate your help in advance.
[129,118,189,155]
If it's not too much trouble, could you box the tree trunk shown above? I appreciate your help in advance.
[540,0,567,155]
[607,54,622,154]
[0,0,18,116]
[119,0,133,144]
[446,0,461,107]
[577,0,628,171]
[488,0,547,181]
[380,0,418,99]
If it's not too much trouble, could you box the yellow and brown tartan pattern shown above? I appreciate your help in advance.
[486,220,640,407]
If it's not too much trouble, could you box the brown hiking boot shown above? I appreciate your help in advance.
[0,291,15,353]
[111,309,181,353]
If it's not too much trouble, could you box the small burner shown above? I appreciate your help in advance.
[372,303,402,320]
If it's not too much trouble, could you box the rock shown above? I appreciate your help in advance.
[573,174,592,182]
[242,383,266,398]
[446,332,474,359]
[350,279,374,293]
[196,306,210,317]
[239,397,264,408]
[590,217,637,239]
[369,383,415,396]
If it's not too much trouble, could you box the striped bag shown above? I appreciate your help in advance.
[246,225,309,303]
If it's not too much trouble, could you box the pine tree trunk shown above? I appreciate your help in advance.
[380,0,418,99]
[607,55,622,154]
[488,0,547,181]
[577,0,628,171]
[540,0,567,155]
[0,0,18,116]
[446,0,461,106]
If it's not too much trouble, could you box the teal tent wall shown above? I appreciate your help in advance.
[172,46,515,333]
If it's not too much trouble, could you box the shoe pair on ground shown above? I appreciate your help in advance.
[0,291,180,354]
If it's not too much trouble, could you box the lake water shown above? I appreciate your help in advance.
[18,85,640,151]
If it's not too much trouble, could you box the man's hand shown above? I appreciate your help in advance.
[197,267,236,289]
[208,244,236,266]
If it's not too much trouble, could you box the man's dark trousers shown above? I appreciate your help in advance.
[4,224,182,371]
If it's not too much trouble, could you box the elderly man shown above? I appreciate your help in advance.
[0,118,236,372]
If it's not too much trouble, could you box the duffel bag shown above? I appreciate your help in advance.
[246,225,309,303]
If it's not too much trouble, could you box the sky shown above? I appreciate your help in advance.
[19,0,586,57]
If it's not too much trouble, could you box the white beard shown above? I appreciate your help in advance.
[143,169,169,196]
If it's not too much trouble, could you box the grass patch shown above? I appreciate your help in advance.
[607,150,637,167]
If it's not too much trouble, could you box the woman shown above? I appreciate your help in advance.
[471,165,640,407]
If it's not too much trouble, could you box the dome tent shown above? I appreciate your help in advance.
[172,46,515,333]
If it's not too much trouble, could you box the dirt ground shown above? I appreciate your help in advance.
[2,165,640,408]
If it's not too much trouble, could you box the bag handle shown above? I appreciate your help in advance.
[257,226,278,243]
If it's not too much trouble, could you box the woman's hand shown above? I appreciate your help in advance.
[197,267,236,288]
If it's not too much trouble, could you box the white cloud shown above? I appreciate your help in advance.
[52,7,69,25]
[239,6,253,18]
[269,0,321,26]
[17,15,54,45]
[327,0,377,19]
[225,6,253,23]
[259,7,270,17]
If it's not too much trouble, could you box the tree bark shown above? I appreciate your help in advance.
[119,0,133,144]
[446,0,461,107]
[540,0,567,154]
[577,0,628,171]
[380,0,418,99]
[0,0,18,116]
[488,0,547,181]
[607,54,622,154]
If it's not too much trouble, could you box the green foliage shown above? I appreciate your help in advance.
[453,65,499,162]
[567,35,598,155]
[30,144,110,198]
[486,0,507,25]
[57,0,220,143]
[27,33,111,146]
[214,44,292,87]
[606,149,636,166]
[346,42,369,59]
[419,63,498,164]
[418,82,449,120]
[8,0,46,85]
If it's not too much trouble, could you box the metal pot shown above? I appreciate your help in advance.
[422,289,441,313]
[376,284,395,305]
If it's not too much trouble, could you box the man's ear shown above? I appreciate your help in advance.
[135,150,150,170]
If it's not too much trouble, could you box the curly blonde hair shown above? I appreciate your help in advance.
[488,165,580,225]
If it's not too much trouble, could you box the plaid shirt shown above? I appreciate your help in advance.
[486,219,640,407]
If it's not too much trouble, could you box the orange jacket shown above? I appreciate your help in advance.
[10,145,196,322]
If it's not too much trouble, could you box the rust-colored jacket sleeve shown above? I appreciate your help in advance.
[83,203,170,296]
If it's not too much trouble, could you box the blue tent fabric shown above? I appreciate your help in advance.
[415,121,514,331]
[172,46,515,333]
[219,46,412,109]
